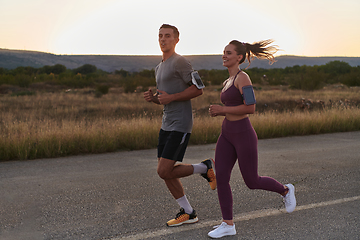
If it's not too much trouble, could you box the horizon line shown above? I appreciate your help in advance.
[1,47,360,58]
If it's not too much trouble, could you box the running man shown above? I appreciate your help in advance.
[143,24,216,227]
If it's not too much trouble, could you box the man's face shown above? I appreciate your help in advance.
[158,28,179,53]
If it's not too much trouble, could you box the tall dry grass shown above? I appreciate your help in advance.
[191,107,360,143]
[1,86,359,161]
[0,116,161,160]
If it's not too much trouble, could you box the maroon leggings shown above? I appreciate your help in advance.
[215,117,285,220]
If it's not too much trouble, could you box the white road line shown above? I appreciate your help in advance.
[112,196,360,240]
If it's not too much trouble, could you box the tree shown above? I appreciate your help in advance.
[321,61,351,76]
[138,69,155,78]
[12,66,37,75]
[51,64,67,74]
[115,69,129,77]
[40,64,67,75]
[73,64,97,74]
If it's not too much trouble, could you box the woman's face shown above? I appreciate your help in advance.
[222,44,242,68]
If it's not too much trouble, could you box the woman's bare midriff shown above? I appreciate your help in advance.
[225,113,248,121]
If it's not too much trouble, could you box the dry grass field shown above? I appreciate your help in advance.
[1,85,359,161]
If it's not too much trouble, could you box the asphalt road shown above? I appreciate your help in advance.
[0,131,359,240]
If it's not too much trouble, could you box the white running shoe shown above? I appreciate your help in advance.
[208,222,236,238]
[283,183,296,213]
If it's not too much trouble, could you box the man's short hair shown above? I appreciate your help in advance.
[159,24,179,39]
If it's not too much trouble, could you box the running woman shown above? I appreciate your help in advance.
[207,40,296,238]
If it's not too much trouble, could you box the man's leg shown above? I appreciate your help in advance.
[156,130,214,226]
[157,157,199,226]
[157,157,193,199]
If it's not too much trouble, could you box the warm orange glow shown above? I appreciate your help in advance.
[1,0,359,56]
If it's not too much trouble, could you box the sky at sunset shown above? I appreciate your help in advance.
[1,0,360,57]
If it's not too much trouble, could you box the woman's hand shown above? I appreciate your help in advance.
[209,104,225,117]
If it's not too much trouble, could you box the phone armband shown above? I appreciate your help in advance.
[242,85,256,105]
[191,71,205,89]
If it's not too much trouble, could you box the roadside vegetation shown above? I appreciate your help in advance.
[0,61,360,161]
[0,60,359,93]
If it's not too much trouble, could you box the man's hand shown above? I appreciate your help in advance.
[144,89,155,102]
[154,86,202,105]
[157,90,174,105]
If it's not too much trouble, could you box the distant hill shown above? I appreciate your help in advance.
[1,48,360,72]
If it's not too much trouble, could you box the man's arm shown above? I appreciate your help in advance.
[157,85,203,105]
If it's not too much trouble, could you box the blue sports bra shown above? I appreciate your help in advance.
[220,70,244,106]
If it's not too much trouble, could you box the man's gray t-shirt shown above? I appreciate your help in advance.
[155,53,194,133]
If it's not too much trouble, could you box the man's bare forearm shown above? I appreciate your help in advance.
[168,85,203,102]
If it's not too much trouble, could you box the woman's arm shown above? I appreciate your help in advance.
[209,72,255,117]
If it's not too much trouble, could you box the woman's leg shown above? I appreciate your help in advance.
[215,133,238,221]
[234,121,286,194]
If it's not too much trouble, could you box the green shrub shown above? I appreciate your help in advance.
[96,85,110,94]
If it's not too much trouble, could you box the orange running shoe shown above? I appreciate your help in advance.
[201,158,217,190]
[166,208,199,227]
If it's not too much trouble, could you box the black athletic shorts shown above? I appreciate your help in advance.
[157,129,191,162]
